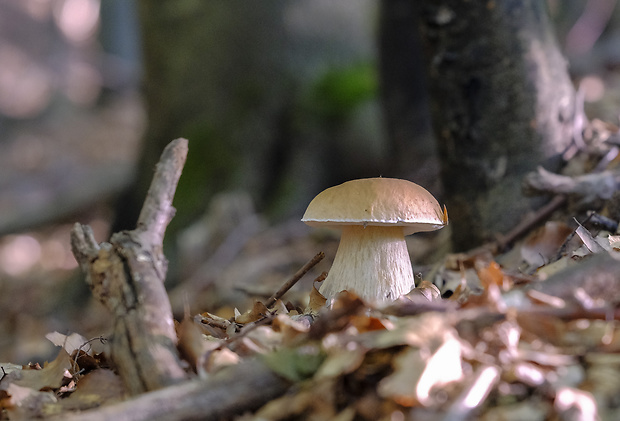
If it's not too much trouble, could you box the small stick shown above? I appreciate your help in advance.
[587,210,619,232]
[496,195,567,250]
[265,252,325,308]
[199,315,230,331]
[225,312,275,345]
[202,312,276,363]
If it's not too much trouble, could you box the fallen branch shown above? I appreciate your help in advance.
[523,166,618,202]
[70,138,189,395]
[46,358,290,421]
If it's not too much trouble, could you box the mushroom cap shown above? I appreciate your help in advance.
[302,177,447,236]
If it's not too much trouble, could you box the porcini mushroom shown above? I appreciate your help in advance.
[302,178,447,303]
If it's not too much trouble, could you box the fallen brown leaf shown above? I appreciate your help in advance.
[3,349,74,391]
[235,300,270,324]
[47,369,125,415]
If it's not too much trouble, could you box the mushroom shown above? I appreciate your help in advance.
[302,177,447,303]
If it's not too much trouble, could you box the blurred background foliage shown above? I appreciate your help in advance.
[0,0,619,363]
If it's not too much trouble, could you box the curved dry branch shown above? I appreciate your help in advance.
[70,138,190,395]
[136,138,188,246]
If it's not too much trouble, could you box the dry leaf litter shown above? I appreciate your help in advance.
[2,120,620,420]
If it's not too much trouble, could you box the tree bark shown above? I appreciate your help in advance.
[379,0,437,184]
[417,0,576,250]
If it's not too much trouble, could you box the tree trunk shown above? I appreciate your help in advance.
[115,1,292,235]
[114,0,383,239]
[378,0,437,187]
[417,0,576,250]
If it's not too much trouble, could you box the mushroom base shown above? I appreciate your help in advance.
[320,225,415,303]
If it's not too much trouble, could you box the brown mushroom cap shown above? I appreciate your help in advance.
[302,178,447,236]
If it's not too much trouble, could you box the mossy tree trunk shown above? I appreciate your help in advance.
[415,0,576,250]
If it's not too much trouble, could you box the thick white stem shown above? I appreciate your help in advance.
[319,225,415,303]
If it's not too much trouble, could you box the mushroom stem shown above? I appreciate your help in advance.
[320,225,415,303]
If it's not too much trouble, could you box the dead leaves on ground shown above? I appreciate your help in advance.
[239,222,619,420]
[0,332,124,420]
[3,240,620,420]
[0,199,620,420]
[3,236,620,420]
[190,233,618,421]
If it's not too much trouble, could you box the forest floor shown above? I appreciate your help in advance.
[0,93,144,364]
[1,83,620,419]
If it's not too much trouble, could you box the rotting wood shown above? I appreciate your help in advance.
[70,138,190,395]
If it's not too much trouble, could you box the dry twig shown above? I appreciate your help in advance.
[265,251,325,308]
[494,194,567,251]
